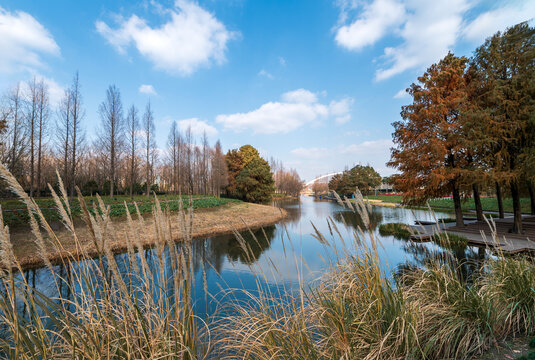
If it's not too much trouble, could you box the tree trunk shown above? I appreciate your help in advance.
[472,184,484,221]
[451,180,464,227]
[528,181,535,215]
[495,182,504,219]
[510,180,523,234]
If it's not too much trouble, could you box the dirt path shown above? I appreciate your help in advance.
[10,202,287,270]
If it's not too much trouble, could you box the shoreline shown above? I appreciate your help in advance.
[10,202,288,271]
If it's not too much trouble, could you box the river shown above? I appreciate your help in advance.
[19,196,484,319]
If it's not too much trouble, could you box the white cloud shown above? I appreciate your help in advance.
[139,84,157,95]
[281,88,318,104]
[0,7,60,74]
[329,97,354,124]
[375,0,469,81]
[393,88,409,99]
[335,0,405,51]
[258,69,273,79]
[463,2,535,44]
[339,139,392,155]
[335,0,535,81]
[216,89,353,134]
[278,56,286,66]
[20,75,64,108]
[178,117,218,137]
[96,0,237,76]
[39,75,64,107]
[290,147,330,159]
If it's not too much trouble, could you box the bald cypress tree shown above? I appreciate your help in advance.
[470,22,535,233]
[389,53,470,226]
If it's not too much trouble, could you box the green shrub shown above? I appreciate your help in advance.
[379,222,414,240]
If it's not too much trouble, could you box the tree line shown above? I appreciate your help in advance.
[0,74,305,203]
[389,22,535,233]
[0,74,230,199]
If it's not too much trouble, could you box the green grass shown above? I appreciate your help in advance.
[432,232,469,249]
[366,195,533,214]
[1,194,240,228]
[378,222,414,240]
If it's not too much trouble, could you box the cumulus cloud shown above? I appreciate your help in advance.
[281,88,318,104]
[139,84,157,95]
[0,7,60,74]
[374,0,469,81]
[463,2,535,44]
[216,89,353,134]
[334,0,535,81]
[329,97,354,124]
[96,0,237,76]
[178,118,218,137]
[335,0,405,51]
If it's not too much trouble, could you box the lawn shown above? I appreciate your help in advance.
[1,194,240,228]
[366,194,533,214]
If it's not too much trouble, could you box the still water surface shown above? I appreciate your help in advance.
[22,196,481,318]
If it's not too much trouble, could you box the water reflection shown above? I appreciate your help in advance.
[191,226,276,274]
[14,196,487,323]
[332,210,383,231]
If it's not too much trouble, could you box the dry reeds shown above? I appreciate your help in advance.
[0,164,535,359]
[0,164,210,359]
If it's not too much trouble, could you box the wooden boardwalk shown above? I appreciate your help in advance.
[436,216,535,253]
[411,216,535,253]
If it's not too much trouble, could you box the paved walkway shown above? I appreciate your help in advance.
[411,216,535,253]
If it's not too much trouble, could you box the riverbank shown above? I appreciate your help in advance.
[9,201,287,270]
[365,194,534,214]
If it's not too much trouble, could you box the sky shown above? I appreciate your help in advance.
[0,0,534,181]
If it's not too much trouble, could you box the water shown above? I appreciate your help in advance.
[18,196,484,319]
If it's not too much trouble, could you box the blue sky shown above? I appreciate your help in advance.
[1,0,534,181]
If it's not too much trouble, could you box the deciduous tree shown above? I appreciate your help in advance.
[389,53,470,226]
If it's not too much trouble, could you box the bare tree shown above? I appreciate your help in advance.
[184,125,194,194]
[69,72,85,197]
[211,140,228,197]
[36,80,50,197]
[201,131,209,194]
[57,89,72,189]
[98,85,124,197]
[126,104,139,198]
[167,121,182,194]
[26,77,39,197]
[3,83,25,178]
[142,101,155,196]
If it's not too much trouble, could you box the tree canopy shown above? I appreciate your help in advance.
[389,22,535,232]
[329,165,381,197]
[226,144,274,203]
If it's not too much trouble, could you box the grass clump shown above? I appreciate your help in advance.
[432,232,469,249]
[379,222,414,239]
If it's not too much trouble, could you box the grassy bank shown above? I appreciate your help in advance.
[1,168,534,359]
[1,194,237,228]
[367,194,533,214]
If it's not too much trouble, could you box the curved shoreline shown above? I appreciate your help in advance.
[10,202,288,271]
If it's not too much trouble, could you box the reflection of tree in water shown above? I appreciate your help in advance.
[191,225,277,274]
[332,210,383,231]
[273,198,301,226]
[395,241,485,285]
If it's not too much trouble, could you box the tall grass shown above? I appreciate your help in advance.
[0,165,534,359]
[0,165,210,359]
